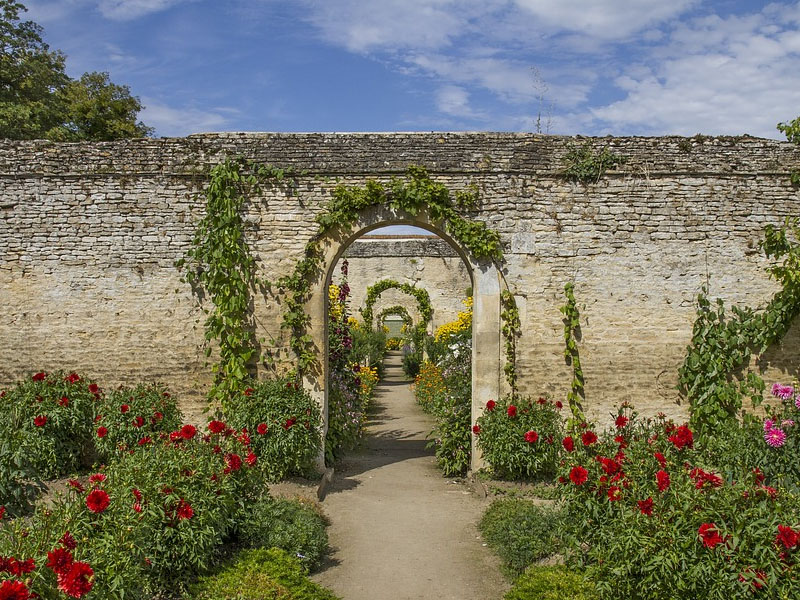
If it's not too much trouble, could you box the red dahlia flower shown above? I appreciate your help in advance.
[244,387,254,396]
[637,497,654,516]
[0,506,4,520]
[0,579,32,600]
[225,453,242,473]
[96,426,107,438]
[283,418,296,430]
[486,399,496,411]
[615,415,629,428]
[209,420,226,434]
[581,431,598,446]
[138,436,151,445]
[472,424,481,435]
[555,401,563,409]
[57,561,94,598]
[59,396,69,407]
[85,489,110,514]
[33,415,47,427]
[246,451,257,466]
[257,423,268,435]
[46,547,74,575]
[569,465,588,485]
[88,473,106,485]
[607,486,622,501]
[32,372,46,381]
[59,531,77,550]
[180,424,197,439]
[656,470,670,492]
[120,404,130,413]
[776,524,799,549]
[654,452,667,468]
[67,479,84,492]
[597,456,620,475]
[88,383,100,396]
[65,372,80,384]
[562,436,574,452]
[668,424,693,450]
[524,430,538,443]
[133,416,145,428]
[507,405,517,417]
[698,523,725,549]
[176,500,194,521]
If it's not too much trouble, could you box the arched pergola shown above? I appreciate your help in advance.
[376,305,414,334]
[360,280,432,332]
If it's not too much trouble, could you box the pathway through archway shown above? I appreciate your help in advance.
[311,352,508,600]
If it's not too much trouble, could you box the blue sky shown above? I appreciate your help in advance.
[21,1,800,140]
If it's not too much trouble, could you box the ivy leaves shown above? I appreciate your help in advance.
[178,158,303,406]
[679,218,800,436]
[560,282,585,426]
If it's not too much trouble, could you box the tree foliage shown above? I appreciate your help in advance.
[0,1,152,140]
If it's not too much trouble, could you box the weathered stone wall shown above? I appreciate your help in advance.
[1,132,799,423]
[341,237,470,330]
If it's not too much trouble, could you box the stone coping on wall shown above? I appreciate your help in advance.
[344,237,459,258]
[1,132,798,178]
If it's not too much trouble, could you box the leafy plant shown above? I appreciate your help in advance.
[505,566,597,600]
[501,290,522,394]
[235,497,329,572]
[93,383,183,460]
[475,396,565,480]
[560,283,585,425]
[187,548,341,600]
[562,142,627,184]
[177,158,303,407]
[222,377,322,481]
[479,498,562,577]
[360,279,433,331]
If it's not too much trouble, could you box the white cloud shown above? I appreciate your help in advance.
[590,5,800,137]
[139,99,238,137]
[435,85,481,118]
[513,0,697,39]
[94,0,193,20]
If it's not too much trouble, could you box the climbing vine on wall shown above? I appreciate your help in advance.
[277,166,507,374]
[361,279,432,331]
[678,217,800,436]
[376,305,413,331]
[560,282,585,425]
[176,158,303,406]
[500,290,521,395]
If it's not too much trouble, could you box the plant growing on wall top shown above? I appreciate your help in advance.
[562,142,627,184]
[176,157,303,406]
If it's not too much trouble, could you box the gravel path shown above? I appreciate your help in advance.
[311,352,508,600]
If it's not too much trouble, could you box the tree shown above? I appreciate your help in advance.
[0,0,152,140]
[49,72,153,141]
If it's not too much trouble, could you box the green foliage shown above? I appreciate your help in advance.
[0,1,150,140]
[235,497,329,572]
[48,71,153,141]
[479,498,562,577]
[348,326,387,378]
[475,396,565,480]
[505,566,597,600]
[0,423,264,599]
[777,116,800,144]
[0,423,43,516]
[187,548,341,600]
[679,218,800,436]
[558,410,800,600]
[178,158,303,406]
[501,290,521,393]
[93,383,183,460]
[278,166,504,373]
[560,283,585,425]
[0,370,98,481]
[361,279,433,331]
[402,352,422,378]
[562,142,627,184]
[223,377,322,481]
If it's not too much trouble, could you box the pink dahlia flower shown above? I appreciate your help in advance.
[765,427,787,448]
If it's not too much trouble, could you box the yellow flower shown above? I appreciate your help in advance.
[434,297,472,342]
[328,284,343,320]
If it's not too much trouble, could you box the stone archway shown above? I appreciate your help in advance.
[302,205,502,472]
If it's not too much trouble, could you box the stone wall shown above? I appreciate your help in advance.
[1,132,799,423]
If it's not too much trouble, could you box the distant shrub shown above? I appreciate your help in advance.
[479,498,562,577]
[505,566,597,600]
[236,497,329,572]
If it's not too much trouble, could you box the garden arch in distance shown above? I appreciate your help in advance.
[301,205,502,472]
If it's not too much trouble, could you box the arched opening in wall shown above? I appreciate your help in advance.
[304,210,502,472]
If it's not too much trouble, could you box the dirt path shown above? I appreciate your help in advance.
[310,352,508,600]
